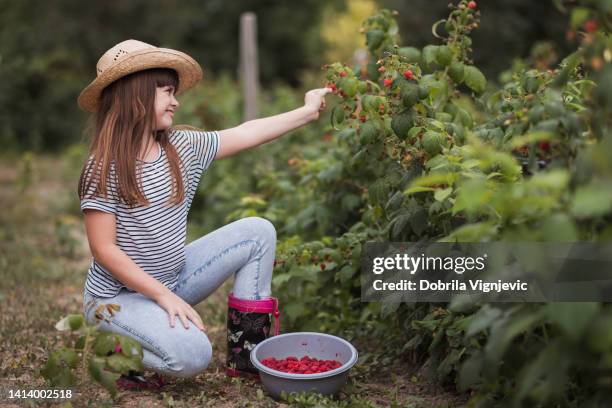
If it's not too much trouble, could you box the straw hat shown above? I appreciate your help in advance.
[78,39,203,112]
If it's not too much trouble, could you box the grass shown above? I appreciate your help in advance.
[0,151,467,407]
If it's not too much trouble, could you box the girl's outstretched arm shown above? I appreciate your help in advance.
[215,87,332,160]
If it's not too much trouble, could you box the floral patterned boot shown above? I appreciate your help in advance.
[226,292,280,378]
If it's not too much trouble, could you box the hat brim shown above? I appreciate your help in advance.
[77,47,203,113]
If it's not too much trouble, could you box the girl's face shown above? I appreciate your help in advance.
[154,85,180,130]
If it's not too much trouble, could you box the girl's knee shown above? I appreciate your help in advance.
[164,333,213,378]
[243,216,276,244]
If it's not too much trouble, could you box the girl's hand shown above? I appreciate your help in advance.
[304,87,333,121]
[154,291,206,331]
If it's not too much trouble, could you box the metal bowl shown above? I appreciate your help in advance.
[250,332,358,400]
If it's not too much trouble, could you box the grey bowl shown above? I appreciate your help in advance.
[250,332,358,400]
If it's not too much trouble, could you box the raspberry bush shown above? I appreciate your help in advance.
[251,0,612,405]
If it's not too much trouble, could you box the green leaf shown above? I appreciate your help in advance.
[74,336,86,350]
[400,83,420,108]
[105,354,142,373]
[336,127,355,142]
[458,354,483,391]
[570,182,612,218]
[69,315,84,331]
[359,121,381,144]
[515,341,568,403]
[483,307,545,374]
[369,179,389,206]
[55,314,84,332]
[285,302,305,321]
[466,305,502,337]
[541,214,578,241]
[366,29,385,52]
[403,186,435,196]
[380,300,401,318]
[546,302,600,342]
[337,77,358,98]
[391,109,415,139]
[46,366,76,388]
[422,131,447,157]
[448,62,465,83]
[118,336,143,360]
[586,315,612,352]
[438,348,463,377]
[409,208,428,235]
[440,222,497,242]
[92,332,118,357]
[88,356,120,398]
[318,162,343,183]
[331,105,345,130]
[40,353,61,381]
[422,45,440,71]
[528,170,569,191]
[337,265,357,284]
[272,272,293,286]
[409,172,458,188]
[56,347,79,368]
[391,214,411,238]
[464,66,487,94]
[509,131,553,148]
[570,7,590,29]
[435,45,453,66]
[41,348,80,387]
[434,187,452,202]
[341,194,361,211]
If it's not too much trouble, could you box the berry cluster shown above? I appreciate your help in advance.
[261,355,342,374]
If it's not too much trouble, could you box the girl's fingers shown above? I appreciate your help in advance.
[180,312,190,329]
[187,311,204,331]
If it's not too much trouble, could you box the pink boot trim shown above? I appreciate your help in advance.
[227,292,280,336]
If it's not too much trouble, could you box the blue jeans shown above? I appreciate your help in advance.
[82,217,276,378]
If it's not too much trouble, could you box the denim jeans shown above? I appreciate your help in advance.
[82,216,276,378]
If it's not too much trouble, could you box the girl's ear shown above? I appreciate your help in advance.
[171,124,203,131]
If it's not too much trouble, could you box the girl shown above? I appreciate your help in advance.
[78,39,331,389]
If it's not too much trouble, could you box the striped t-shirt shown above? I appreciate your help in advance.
[80,128,220,298]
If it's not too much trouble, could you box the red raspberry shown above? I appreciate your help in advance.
[584,20,598,33]
[261,355,343,374]
[383,78,393,88]
[377,66,386,73]
[339,71,348,77]
[468,1,477,9]
[328,83,337,92]
[538,141,551,151]
[403,69,414,80]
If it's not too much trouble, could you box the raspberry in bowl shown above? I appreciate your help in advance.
[250,332,358,400]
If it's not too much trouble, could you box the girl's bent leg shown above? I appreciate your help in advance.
[172,216,276,305]
[83,289,212,378]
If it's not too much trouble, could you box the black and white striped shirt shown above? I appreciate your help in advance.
[80,129,220,298]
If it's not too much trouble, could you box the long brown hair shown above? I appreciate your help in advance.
[78,68,185,208]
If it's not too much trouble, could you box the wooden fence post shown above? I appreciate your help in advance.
[240,12,259,121]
